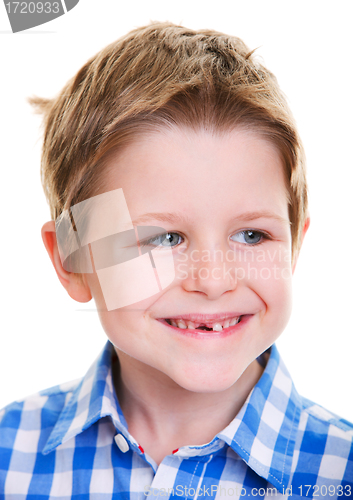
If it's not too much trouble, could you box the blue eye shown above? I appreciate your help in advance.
[142,232,183,248]
[231,230,266,245]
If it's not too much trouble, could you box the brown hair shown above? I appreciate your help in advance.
[31,21,308,262]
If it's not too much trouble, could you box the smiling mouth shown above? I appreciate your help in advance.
[162,315,243,333]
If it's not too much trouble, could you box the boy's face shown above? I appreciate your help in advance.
[83,127,293,393]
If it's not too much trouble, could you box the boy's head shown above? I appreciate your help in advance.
[34,21,308,262]
[38,22,309,392]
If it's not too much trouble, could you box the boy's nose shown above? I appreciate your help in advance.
[178,249,237,300]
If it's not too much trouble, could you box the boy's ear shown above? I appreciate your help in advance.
[292,216,310,273]
[41,221,92,303]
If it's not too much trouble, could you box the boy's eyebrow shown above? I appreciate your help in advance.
[230,211,291,226]
[131,212,189,225]
[131,211,290,226]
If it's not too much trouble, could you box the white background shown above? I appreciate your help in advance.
[1,1,352,421]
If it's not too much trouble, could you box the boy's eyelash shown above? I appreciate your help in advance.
[243,229,270,238]
[231,229,272,246]
[140,232,184,248]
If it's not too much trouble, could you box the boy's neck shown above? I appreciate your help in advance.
[113,351,264,465]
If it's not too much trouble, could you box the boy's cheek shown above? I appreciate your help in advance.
[82,244,175,312]
[233,253,293,288]
[262,266,293,333]
[240,256,293,324]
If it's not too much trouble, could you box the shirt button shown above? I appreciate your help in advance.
[114,434,129,453]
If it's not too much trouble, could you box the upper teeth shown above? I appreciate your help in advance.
[171,317,240,331]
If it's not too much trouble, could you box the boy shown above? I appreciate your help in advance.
[0,21,352,499]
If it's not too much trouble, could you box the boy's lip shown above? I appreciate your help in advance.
[157,312,244,322]
[156,314,252,337]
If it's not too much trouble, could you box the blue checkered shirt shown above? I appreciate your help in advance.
[1,341,352,499]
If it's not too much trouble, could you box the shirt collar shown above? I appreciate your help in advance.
[43,341,301,491]
[218,344,301,491]
[43,341,129,454]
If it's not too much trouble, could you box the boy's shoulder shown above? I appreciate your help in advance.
[0,378,80,418]
[0,341,119,461]
[301,396,353,434]
[0,378,80,451]
[297,395,353,460]
[284,395,353,492]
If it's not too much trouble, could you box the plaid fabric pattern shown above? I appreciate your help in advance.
[1,341,352,499]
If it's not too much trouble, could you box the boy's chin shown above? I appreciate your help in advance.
[165,359,259,395]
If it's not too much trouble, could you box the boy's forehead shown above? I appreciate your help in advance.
[102,127,290,214]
